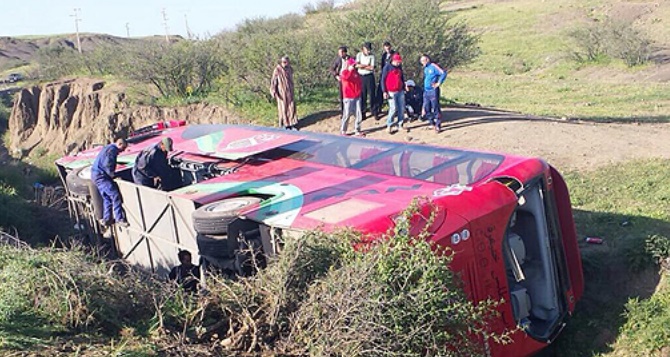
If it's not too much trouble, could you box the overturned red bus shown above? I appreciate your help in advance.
[55,123,583,357]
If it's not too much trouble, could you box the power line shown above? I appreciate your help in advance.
[161,8,170,43]
[71,8,82,54]
[184,14,193,39]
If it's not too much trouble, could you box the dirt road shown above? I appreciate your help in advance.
[301,106,670,172]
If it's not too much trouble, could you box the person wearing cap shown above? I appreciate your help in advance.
[404,79,423,119]
[329,46,352,111]
[420,54,447,132]
[91,138,129,227]
[132,137,176,190]
[381,53,406,134]
[355,42,378,120]
[270,55,298,130]
[339,57,365,136]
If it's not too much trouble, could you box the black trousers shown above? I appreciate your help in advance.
[360,73,378,116]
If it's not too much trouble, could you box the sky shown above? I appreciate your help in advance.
[0,0,323,38]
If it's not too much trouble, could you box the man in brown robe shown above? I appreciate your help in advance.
[270,56,298,130]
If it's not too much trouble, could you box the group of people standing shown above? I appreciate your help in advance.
[329,42,447,135]
[270,41,448,135]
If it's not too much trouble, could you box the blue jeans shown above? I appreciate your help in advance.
[341,97,363,133]
[386,91,406,127]
[94,176,125,222]
[423,89,441,127]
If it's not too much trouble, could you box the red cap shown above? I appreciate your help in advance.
[392,53,402,62]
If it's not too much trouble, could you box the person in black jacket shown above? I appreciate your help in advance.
[168,250,200,293]
[374,41,397,118]
[404,79,423,120]
[132,137,176,190]
[329,46,351,111]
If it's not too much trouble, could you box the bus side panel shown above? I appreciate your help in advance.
[550,167,584,302]
[115,180,198,277]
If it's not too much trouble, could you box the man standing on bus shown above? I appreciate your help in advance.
[91,138,128,227]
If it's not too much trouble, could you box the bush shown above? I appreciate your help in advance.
[156,203,507,356]
[646,234,670,266]
[34,45,85,80]
[619,285,670,355]
[569,19,652,67]
[284,207,505,356]
[0,242,161,335]
[303,0,337,15]
[324,0,481,79]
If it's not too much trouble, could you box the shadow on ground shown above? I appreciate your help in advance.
[297,110,340,128]
[539,209,668,356]
[299,104,670,136]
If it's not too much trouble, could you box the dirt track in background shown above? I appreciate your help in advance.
[301,106,670,172]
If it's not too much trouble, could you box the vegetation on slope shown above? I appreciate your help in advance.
[446,0,669,121]
[0,209,506,356]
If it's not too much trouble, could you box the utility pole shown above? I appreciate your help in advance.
[126,22,130,38]
[184,14,193,39]
[71,8,82,54]
[161,8,170,43]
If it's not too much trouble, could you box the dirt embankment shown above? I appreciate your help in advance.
[8,78,242,156]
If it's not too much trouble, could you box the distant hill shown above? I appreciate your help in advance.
[0,33,182,71]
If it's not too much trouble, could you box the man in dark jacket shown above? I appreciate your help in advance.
[329,46,351,111]
[91,138,128,227]
[132,137,175,190]
[374,41,397,117]
[404,79,423,119]
[168,250,200,293]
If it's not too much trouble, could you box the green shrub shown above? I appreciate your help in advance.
[284,207,505,356]
[619,284,670,355]
[303,0,336,15]
[325,0,480,80]
[569,19,652,67]
[150,203,505,356]
[0,243,161,336]
[0,183,35,237]
[646,234,670,265]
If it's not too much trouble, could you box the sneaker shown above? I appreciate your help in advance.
[116,220,130,228]
[98,218,112,227]
[387,126,393,134]
[434,125,441,133]
[354,131,366,137]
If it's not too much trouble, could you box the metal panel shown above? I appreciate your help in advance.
[115,180,197,276]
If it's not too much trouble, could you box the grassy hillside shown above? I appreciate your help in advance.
[445,0,670,121]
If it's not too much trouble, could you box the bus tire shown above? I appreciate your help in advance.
[197,233,237,258]
[192,197,262,235]
[66,166,92,196]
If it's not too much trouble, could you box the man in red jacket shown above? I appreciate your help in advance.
[340,57,365,136]
[381,53,406,134]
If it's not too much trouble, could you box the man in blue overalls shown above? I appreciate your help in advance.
[91,138,129,227]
